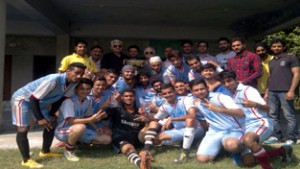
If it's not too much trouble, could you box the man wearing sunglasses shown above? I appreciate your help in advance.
[101,39,129,74]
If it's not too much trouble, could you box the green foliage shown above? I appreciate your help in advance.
[261,26,300,57]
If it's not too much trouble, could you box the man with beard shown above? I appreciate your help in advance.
[264,39,299,145]
[12,63,86,168]
[114,65,136,95]
[215,37,236,69]
[181,40,194,61]
[149,79,165,114]
[254,42,273,96]
[89,45,104,72]
[102,89,159,169]
[196,41,216,65]
[135,71,156,114]
[226,37,262,87]
[149,56,168,83]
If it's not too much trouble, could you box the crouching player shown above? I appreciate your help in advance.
[188,78,249,164]
[55,78,111,162]
[219,70,293,169]
[154,84,205,146]
[99,89,159,169]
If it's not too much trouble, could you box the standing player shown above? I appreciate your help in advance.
[219,70,293,169]
[11,62,86,168]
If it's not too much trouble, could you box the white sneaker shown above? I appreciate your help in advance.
[64,150,79,162]
[285,140,296,145]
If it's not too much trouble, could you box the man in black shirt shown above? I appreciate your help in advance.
[102,89,159,169]
[101,39,129,74]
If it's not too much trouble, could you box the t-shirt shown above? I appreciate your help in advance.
[101,52,128,73]
[58,53,98,73]
[215,51,236,69]
[269,53,299,91]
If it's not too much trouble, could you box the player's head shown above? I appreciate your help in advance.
[218,70,238,93]
[104,69,119,86]
[270,39,286,54]
[66,62,86,83]
[189,78,209,99]
[181,40,193,54]
[151,78,163,93]
[93,77,107,95]
[200,63,217,80]
[149,56,162,73]
[161,83,176,103]
[122,65,136,80]
[121,89,135,105]
[254,42,268,58]
[167,50,182,68]
[75,78,93,98]
[217,37,231,52]
[137,70,151,87]
[231,37,245,54]
[186,55,201,71]
[174,80,189,96]
[74,39,88,55]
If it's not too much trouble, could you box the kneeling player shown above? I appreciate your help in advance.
[55,78,111,162]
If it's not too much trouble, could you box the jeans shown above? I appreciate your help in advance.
[268,91,298,142]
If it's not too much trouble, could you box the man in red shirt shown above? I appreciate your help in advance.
[226,37,262,87]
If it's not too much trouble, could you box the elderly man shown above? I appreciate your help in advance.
[149,56,168,83]
[101,39,129,73]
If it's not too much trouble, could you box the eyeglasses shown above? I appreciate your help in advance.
[113,45,122,48]
[145,51,154,55]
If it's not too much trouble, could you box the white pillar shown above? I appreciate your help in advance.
[56,34,70,69]
[0,0,6,131]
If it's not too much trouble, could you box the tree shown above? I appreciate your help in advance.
[260,26,300,57]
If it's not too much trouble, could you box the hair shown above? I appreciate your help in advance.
[96,76,106,82]
[217,37,230,43]
[174,79,187,85]
[185,54,200,65]
[137,70,151,81]
[143,47,156,54]
[67,62,87,71]
[167,49,181,60]
[90,45,103,52]
[127,45,140,52]
[189,78,208,89]
[200,63,217,72]
[122,89,135,96]
[181,40,193,47]
[76,78,94,89]
[105,69,119,76]
[270,39,286,47]
[111,39,123,47]
[74,39,88,47]
[253,42,268,51]
[231,37,245,44]
[197,40,209,48]
[151,78,163,87]
[218,70,237,80]
[161,83,174,91]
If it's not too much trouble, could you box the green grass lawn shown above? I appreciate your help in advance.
[0,144,299,169]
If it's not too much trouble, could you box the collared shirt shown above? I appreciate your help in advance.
[226,50,262,87]
[58,53,99,73]
[90,56,101,71]
[101,52,128,73]
[257,55,273,94]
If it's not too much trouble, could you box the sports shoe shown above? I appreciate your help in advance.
[64,150,80,162]
[39,151,63,158]
[284,140,296,145]
[139,150,151,169]
[282,145,293,163]
[21,159,44,168]
[174,152,188,164]
[263,136,280,144]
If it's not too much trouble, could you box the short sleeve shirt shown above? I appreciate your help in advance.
[58,53,99,73]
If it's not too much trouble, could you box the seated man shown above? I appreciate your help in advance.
[101,89,159,169]
[114,65,136,95]
[154,84,205,146]
[219,70,293,169]
[149,79,165,114]
[55,78,111,162]
[187,78,247,164]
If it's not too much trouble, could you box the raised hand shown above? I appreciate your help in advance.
[236,97,257,108]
